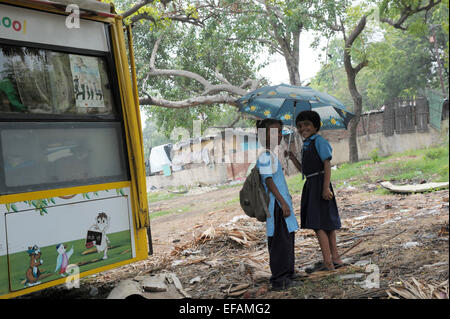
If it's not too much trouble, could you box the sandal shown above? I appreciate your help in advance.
[333,262,348,269]
[324,262,335,271]
[305,261,324,274]
[305,261,335,273]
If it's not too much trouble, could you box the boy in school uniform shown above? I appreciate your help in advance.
[256,119,299,290]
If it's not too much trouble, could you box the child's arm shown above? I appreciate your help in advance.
[265,177,291,217]
[322,159,333,200]
[285,151,302,172]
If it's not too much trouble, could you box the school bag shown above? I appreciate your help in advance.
[239,165,270,222]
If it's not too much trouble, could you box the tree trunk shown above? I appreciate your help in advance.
[342,15,367,163]
[274,26,301,86]
[347,84,362,163]
[285,56,301,86]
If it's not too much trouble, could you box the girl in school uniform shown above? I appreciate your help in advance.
[256,119,299,290]
[286,110,343,271]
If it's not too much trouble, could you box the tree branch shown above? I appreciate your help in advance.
[225,37,283,55]
[380,0,441,30]
[142,33,254,108]
[354,59,368,74]
[215,67,232,86]
[139,94,239,108]
[240,79,260,91]
[122,0,157,19]
[343,16,367,77]
[346,15,367,49]
[129,11,204,26]
[149,35,163,69]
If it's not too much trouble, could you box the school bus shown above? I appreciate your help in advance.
[0,0,150,298]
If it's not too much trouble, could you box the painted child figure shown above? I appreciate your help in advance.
[55,244,74,277]
[286,110,343,271]
[256,119,299,290]
[89,212,111,260]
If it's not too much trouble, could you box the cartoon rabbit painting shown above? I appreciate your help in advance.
[25,245,43,287]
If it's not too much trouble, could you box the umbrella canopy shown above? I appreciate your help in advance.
[236,83,354,130]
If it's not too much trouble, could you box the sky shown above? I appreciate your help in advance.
[258,31,324,86]
[140,31,325,127]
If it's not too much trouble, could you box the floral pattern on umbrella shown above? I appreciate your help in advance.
[236,83,354,130]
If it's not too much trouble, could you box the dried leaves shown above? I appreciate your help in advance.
[171,219,262,257]
[388,278,449,299]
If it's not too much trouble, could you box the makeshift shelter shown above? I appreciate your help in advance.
[148,144,173,175]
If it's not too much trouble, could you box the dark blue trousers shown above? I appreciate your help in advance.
[267,201,295,288]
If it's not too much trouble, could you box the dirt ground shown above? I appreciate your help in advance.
[22,179,449,299]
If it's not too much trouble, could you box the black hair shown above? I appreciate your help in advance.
[256,118,283,129]
[256,118,282,148]
[295,110,321,131]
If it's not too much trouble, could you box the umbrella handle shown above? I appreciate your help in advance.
[286,101,296,172]
[292,101,296,128]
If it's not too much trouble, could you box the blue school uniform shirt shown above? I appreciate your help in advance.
[256,151,299,237]
[302,134,333,162]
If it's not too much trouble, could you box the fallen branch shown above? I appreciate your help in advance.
[340,239,364,257]
[384,229,407,243]
[346,288,388,299]
[387,278,448,299]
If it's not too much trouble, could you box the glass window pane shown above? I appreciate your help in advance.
[0,46,116,115]
[0,122,128,194]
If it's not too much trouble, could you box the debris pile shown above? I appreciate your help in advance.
[107,272,191,299]
[164,188,448,299]
[387,278,448,299]
[109,188,449,299]
[24,187,448,299]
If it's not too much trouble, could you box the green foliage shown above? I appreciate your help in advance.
[147,190,185,203]
[376,146,449,183]
[285,145,450,190]
[312,19,448,109]
[425,147,447,160]
[369,148,381,163]
[311,0,448,110]
[113,0,447,135]
[142,119,174,157]
[130,9,264,135]
[286,174,305,195]
[149,205,191,219]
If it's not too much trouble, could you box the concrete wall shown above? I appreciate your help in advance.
[320,112,447,164]
[146,163,229,190]
[146,116,448,189]
[329,129,444,165]
[320,111,385,143]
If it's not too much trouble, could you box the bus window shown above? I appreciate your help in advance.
[0,122,129,195]
[0,42,129,195]
[0,46,116,115]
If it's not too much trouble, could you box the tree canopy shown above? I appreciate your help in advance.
[103,0,448,148]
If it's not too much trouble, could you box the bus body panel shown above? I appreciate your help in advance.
[0,3,109,52]
[0,1,150,298]
[4,186,135,292]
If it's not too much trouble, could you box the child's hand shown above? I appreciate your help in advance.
[284,151,296,161]
[322,187,333,201]
[281,202,291,217]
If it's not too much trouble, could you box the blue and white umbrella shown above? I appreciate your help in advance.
[236,83,354,130]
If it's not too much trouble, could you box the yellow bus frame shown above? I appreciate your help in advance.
[0,0,150,299]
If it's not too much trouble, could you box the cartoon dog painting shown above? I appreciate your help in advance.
[86,212,110,260]
[55,244,74,277]
[25,245,43,287]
